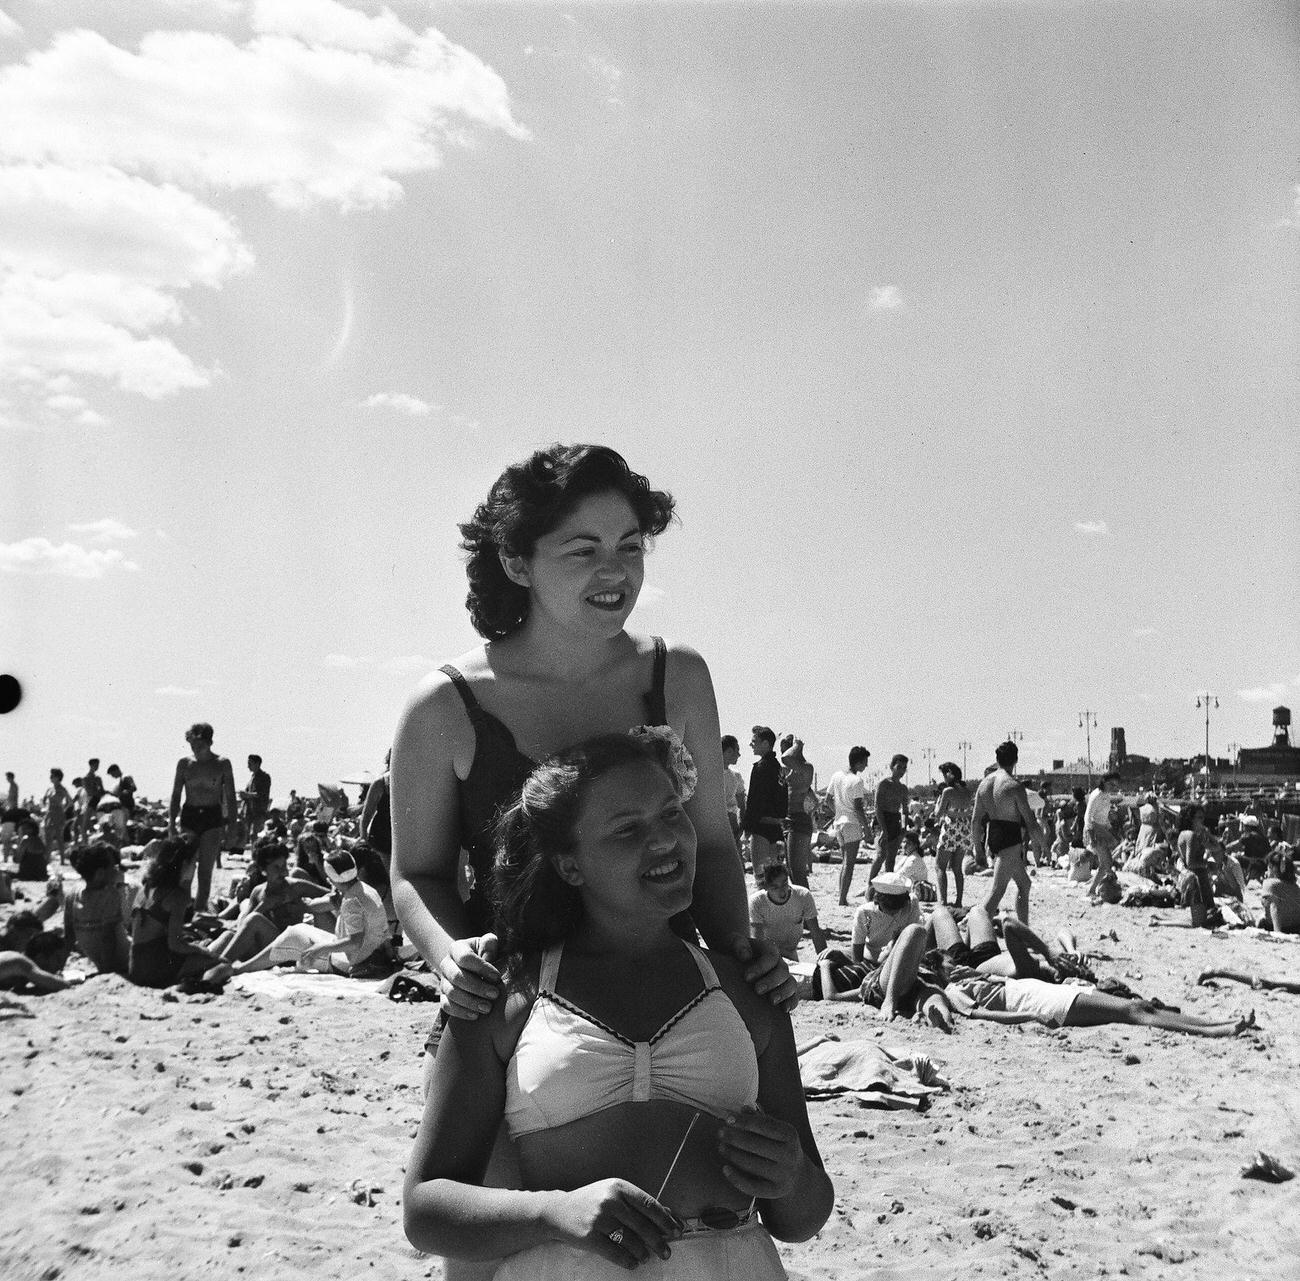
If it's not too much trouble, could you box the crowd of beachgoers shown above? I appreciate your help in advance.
[5,444,1297,1278]
[2,734,1295,1008]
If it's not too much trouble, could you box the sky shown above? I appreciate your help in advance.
[1,0,1297,805]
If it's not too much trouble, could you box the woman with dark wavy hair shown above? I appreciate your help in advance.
[391,444,791,1042]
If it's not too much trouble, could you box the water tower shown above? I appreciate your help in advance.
[1274,706,1292,748]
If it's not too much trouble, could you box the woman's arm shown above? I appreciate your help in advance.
[165,898,222,963]
[716,970,833,1242]
[391,674,503,1017]
[671,645,793,1004]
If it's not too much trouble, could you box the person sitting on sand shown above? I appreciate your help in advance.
[206,841,328,966]
[14,817,48,881]
[813,922,951,1028]
[748,863,827,962]
[205,849,388,982]
[851,872,923,970]
[403,733,832,1278]
[128,837,226,989]
[1259,850,1300,934]
[63,841,130,975]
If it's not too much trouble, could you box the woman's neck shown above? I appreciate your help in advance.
[500,618,633,682]
[568,915,679,959]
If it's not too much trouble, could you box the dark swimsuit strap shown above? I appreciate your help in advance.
[439,664,487,727]
[643,636,667,725]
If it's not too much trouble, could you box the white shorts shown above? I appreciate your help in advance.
[493,1219,786,1281]
[832,815,863,845]
[1002,978,1081,1029]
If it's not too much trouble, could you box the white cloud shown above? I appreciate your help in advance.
[1237,682,1293,703]
[634,584,667,608]
[1073,520,1109,535]
[0,11,21,41]
[67,518,139,544]
[155,684,200,697]
[322,653,370,668]
[0,537,140,578]
[0,11,528,422]
[364,391,431,415]
[868,285,903,311]
[380,654,433,675]
[1131,626,1157,637]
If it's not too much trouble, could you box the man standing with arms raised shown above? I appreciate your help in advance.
[971,740,1046,923]
[743,725,787,877]
[169,723,237,912]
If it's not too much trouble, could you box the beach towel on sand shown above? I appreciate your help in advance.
[227,971,391,1001]
[798,1035,950,1107]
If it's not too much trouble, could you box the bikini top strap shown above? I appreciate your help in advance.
[683,941,721,991]
[643,636,668,726]
[439,664,486,726]
[538,942,563,993]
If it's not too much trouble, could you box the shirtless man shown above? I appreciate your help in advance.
[169,722,237,912]
[971,740,1046,923]
[41,769,73,862]
[869,754,909,880]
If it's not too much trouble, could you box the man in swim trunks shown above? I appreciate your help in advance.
[169,722,237,912]
[971,740,1046,924]
[41,769,73,863]
[868,755,909,881]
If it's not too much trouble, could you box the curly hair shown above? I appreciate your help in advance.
[142,836,194,894]
[492,733,680,961]
[459,444,676,640]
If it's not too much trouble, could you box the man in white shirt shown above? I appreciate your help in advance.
[1084,773,1122,901]
[721,734,747,858]
[827,746,870,905]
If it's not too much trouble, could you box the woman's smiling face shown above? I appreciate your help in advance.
[558,758,696,922]
[516,490,646,637]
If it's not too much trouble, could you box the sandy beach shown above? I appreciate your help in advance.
[4,862,1298,1281]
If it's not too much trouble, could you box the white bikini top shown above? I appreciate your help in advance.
[503,941,760,1139]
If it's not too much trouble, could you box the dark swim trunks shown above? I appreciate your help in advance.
[879,810,903,841]
[987,818,1023,854]
[180,803,225,835]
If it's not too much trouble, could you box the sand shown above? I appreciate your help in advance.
[3,862,1298,1281]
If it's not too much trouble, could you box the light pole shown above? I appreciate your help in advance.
[921,747,936,785]
[957,740,972,779]
[1078,711,1098,787]
[1195,692,1219,773]
[1228,742,1239,788]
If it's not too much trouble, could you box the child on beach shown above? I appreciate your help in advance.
[404,734,832,1278]
[749,862,827,961]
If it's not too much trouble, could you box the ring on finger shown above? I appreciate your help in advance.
[607,1228,624,1246]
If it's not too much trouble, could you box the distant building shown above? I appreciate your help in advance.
[1237,707,1300,778]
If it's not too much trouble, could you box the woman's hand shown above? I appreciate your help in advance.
[717,1107,805,1201]
[438,933,503,1021]
[542,1178,680,1269]
[728,933,798,1012]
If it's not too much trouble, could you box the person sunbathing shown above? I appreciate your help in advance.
[204,849,388,982]
[207,841,327,965]
[943,970,1254,1037]
[403,733,832,1278]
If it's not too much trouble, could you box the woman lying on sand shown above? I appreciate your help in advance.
[403,734,832,1279]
